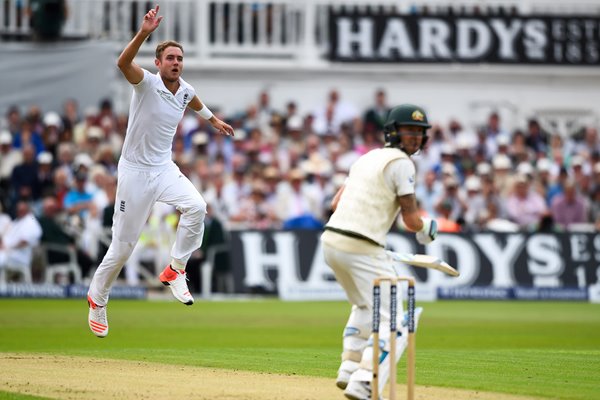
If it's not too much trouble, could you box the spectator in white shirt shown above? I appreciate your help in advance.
[0,201,43,282]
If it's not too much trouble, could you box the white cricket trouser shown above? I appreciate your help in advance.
[322,242,407,392]
[88,160,206,305]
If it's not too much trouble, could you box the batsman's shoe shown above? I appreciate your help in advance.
[159,265,194,305]
[344,380,381,400]
[87,295,108,338]
[336,360,359,389]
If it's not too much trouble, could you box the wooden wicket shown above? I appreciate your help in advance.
[372,276,416,400]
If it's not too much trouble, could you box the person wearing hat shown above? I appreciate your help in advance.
[321,104,438,399]
[433,175,467,224]
[36,152,55,198]
[87,5,234,338]
[492,153,514,197]
[275,168,322,228]
[461,176,485,229]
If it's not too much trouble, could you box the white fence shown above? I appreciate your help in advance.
[3,0,600,66]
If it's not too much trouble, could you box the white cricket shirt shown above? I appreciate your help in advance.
[121,69,196,168]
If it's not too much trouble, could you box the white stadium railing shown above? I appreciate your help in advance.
[2,0,600,66]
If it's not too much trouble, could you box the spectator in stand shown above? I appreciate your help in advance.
[300,152,334,220]
[463,175,486,230]
[256,90,276,134]
[49,168,70,212]
[38,197,94,281]
[61,98,80,133]
[533,158,553,201]
[571,155,591,193]
[206,130,234,168]
[222,154,251,221]
[0,204,10,234]
[455,136,476,180]
[435,199,462,232]
[276,168,322,228]
[281,101,298,137]
[483,111,510,157]
[356,123,383,155]
[434,176,467,224]
[10,144,41,205]
[229,181,275,229]
[506,174,548,230]
[0,201,42,283]
[574,126,600,156]
[195,204,232,294]
[73,107,98,146]
[480,201,519,232]
[524,118,548,154]
[312,89,360,136]
[363,89,390,133]
[415,169,443,218]
[334,133,360,173]
[546,167,569,206]
[433,143,461,182]
[64,169,96,224]
[99,109,124,156]
[55,142,76,182]
[509,130,531,165]
[6,105,22,136]
[547,134,574,167]
[97,98,117,129]
[25,106,44,134]
[475,161,493,181]
[491,154,514,197]
[496,134,510,157]
[550,179,589,230]
[13,120,44,154]
[37,151,55,199]
[41,111,63,155]
[96,143,118,177]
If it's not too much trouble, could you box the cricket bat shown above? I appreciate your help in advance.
[386,250,460,277]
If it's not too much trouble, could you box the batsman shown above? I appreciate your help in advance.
[321,104,438,399]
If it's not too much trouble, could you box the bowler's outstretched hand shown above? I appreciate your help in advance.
[210,118,235,136]
[142,5,163,34]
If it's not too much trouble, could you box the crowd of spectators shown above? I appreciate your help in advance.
[1,89,599,286]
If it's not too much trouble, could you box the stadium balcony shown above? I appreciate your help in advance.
[3,0,600,65]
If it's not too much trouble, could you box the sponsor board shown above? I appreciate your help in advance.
[0,284,146,299]
[328,12,600,65]
[229,230,600,302]
[438,286,589,301]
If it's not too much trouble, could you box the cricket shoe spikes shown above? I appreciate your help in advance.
[159,265,194,305]
[88,295,108,338]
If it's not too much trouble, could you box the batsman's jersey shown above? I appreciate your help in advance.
[326,148,414,247]
[121,69,196,167]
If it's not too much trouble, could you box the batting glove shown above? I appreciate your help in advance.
[416,217,438,245]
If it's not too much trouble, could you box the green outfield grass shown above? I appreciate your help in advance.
[0,299,599,399]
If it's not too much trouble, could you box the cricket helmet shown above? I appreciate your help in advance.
[383,104,431,152]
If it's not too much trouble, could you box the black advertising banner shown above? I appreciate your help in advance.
[229,230,600,301]
[328,11,600,65]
